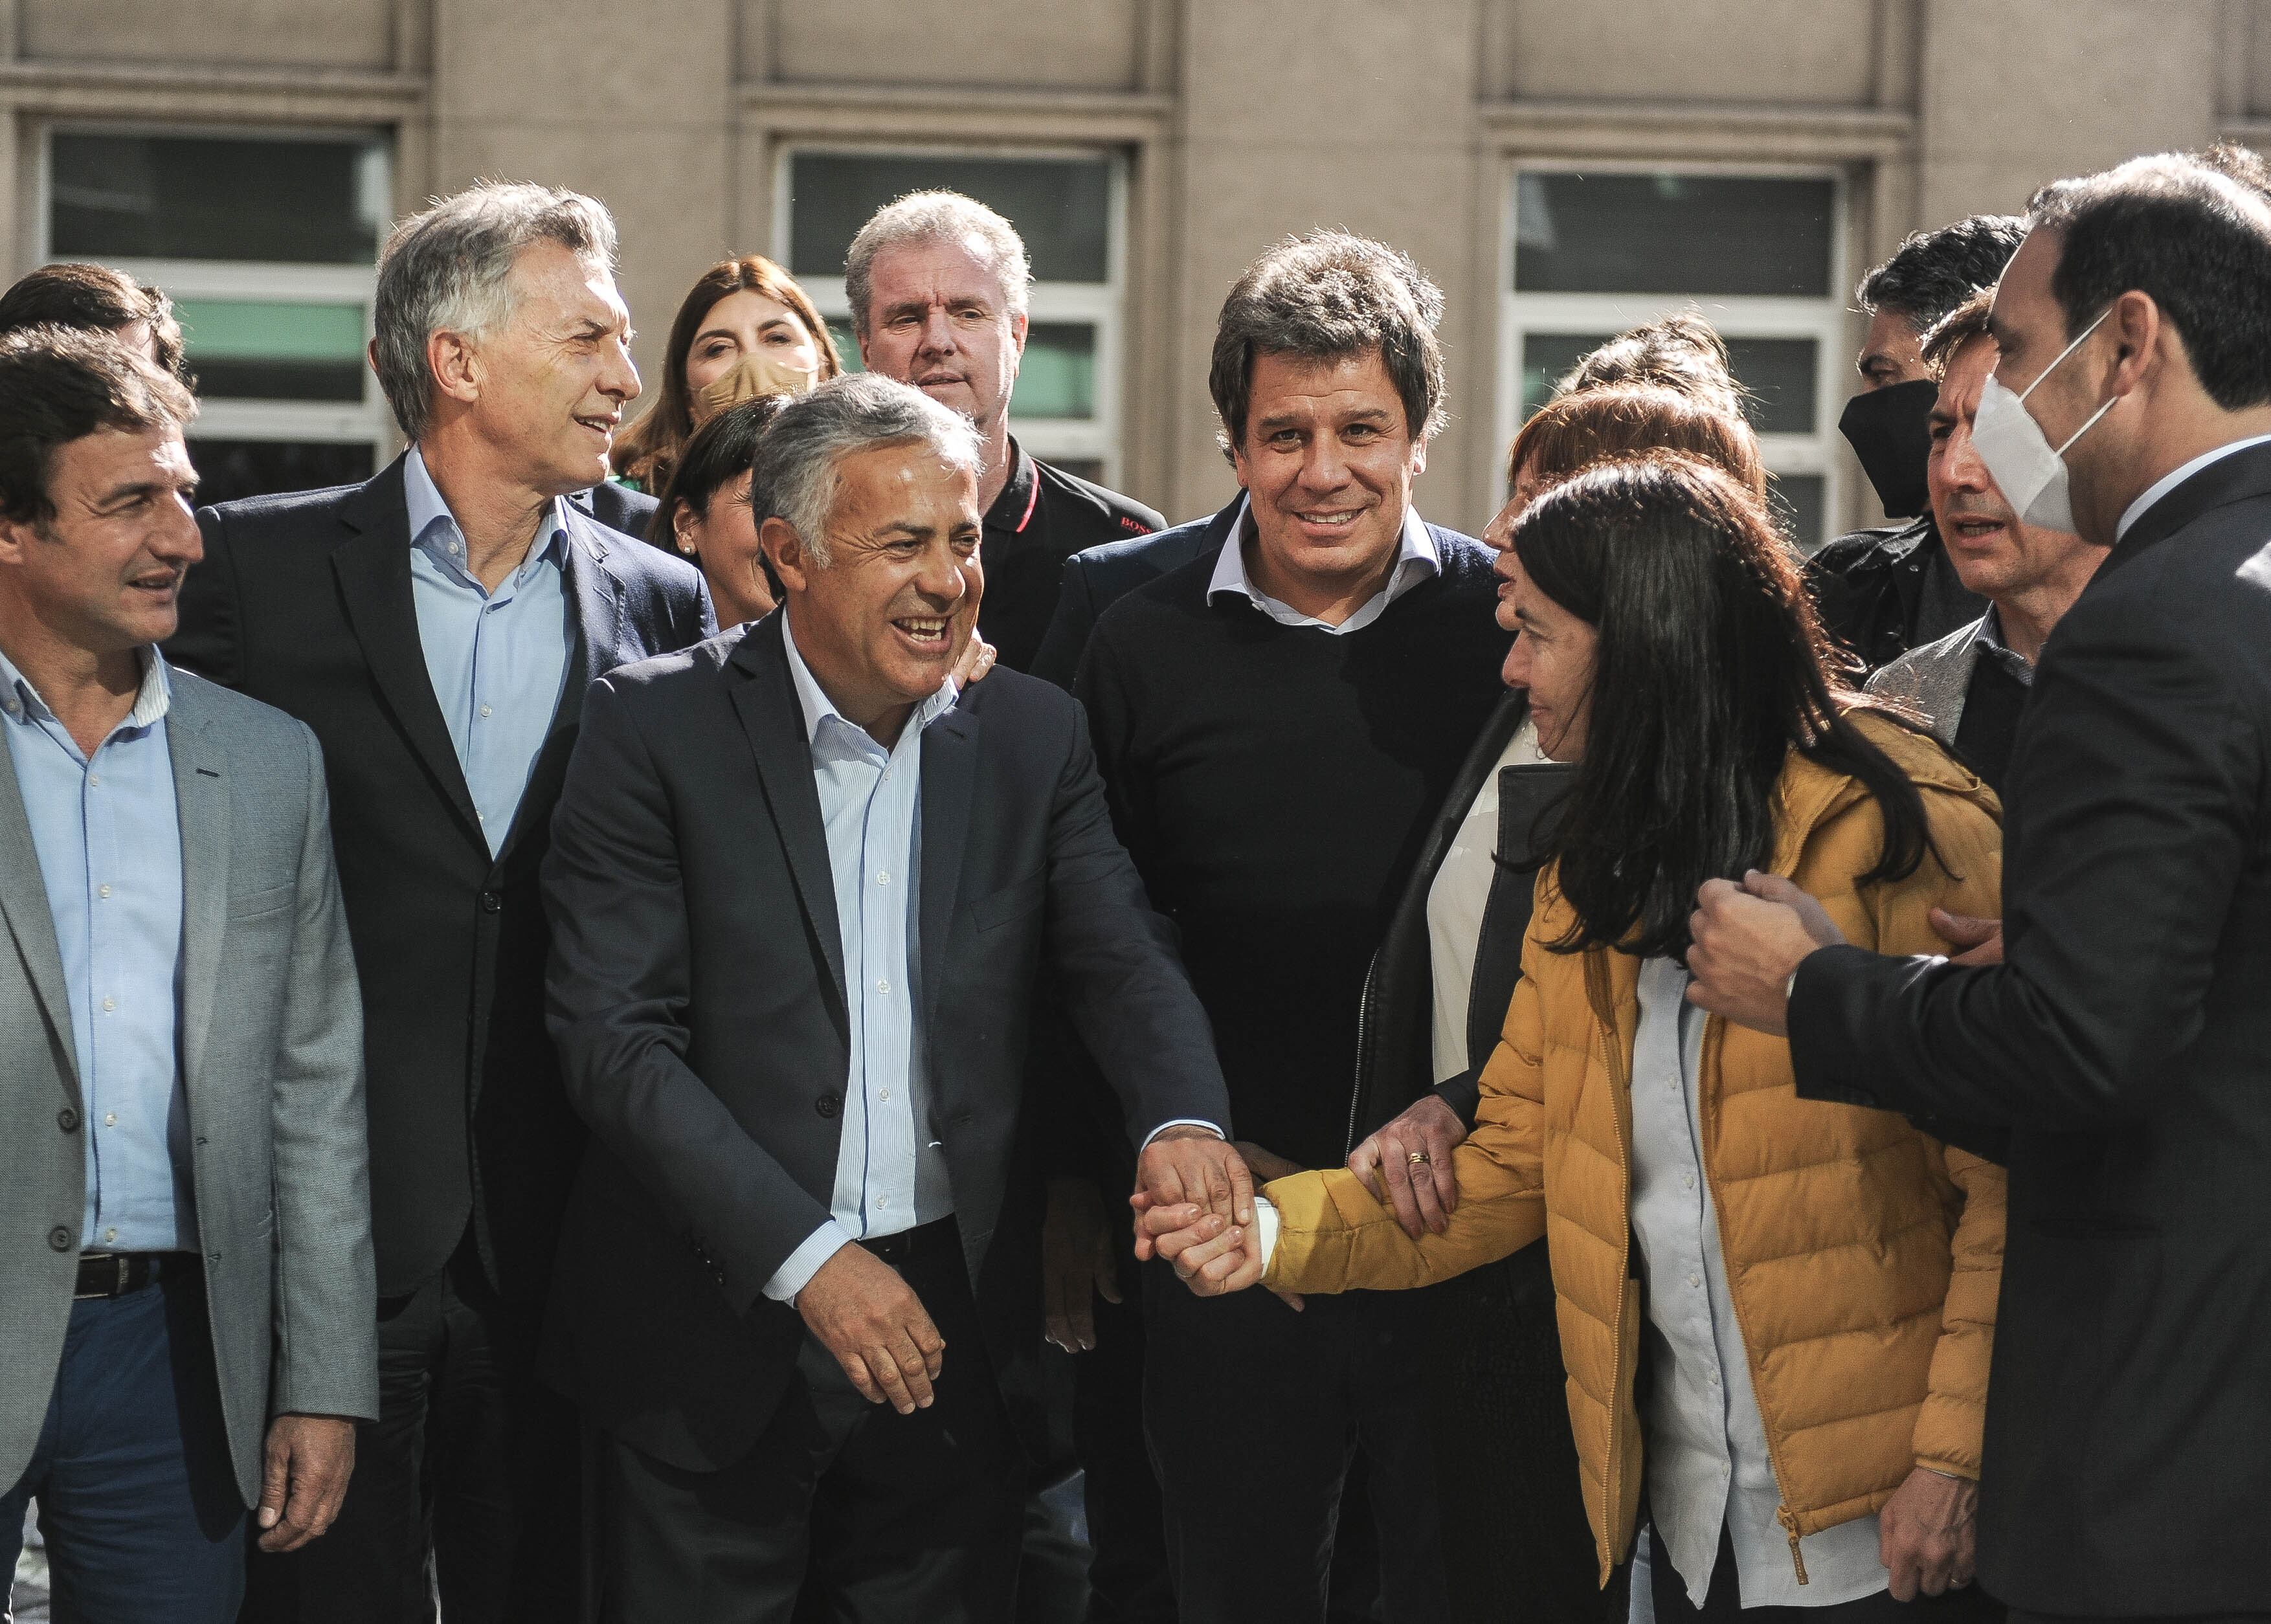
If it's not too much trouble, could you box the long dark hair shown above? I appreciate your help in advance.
[644,394,785,550]
[1517,455,1936,959]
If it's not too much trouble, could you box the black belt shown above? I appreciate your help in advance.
[858,1216,959,1269]
[74,1252,189,1300]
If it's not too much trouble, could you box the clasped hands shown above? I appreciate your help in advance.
[800,1126,1258,1407]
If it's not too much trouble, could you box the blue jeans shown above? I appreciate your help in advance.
[1,1263,246,1623]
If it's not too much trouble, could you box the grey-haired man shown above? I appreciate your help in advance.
[169,181,713,1621]
[541,373,1243,1621]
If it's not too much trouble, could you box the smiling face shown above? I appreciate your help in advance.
[455,239,642,496]
[1231,347,1426,615]
[858,238,1026,438]
[682,287,823,417]
[1929,331,2096,598]
[766,441,983,744]
[1500,549,1597,761]
[0,424,202,655]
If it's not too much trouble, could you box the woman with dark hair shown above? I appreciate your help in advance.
[1150,456,2011,1624]
[645,396,786,628]
[611,254,842,494]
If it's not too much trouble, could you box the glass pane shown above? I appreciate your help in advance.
[1013,322,1095,419]
[188,438,375,507]
[789,153,1112,285]
[1514,172,1835,298]
[827,317,864,373]
[1725,337,1818,436]
[51,132,385,265]
[176,298,366,401]
[1769,471,1826,553]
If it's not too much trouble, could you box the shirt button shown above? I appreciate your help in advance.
[98,884,111,900]
[875,871,889,885]
[87,773,100,788]
[101,997,116,1013]
[877,1195,890,1210]
[480,704,493,718]
[1687,1273,1701,1288]
[104,1227,117,1243]
[880,1089,892,1103]
[875,979,889,994]
[1682,1174,1695,1191]
[105,1113,117,1127]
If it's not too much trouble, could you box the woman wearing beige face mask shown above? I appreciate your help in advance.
[610,254,842,495]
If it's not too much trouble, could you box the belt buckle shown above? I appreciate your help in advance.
[73,1252,127,1300]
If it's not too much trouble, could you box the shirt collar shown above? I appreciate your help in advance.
[2114,433,2271,542]
[1205,495,1440,625]
[982,436,1040,536]
[779,613,958,751]
[1970,604,2035,684]
[0,640,171,731]
[404,443,572,581]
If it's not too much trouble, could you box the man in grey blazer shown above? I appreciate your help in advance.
[1866,285,2105,797]
[0,329,376,1621]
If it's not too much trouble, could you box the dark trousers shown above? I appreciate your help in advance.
[241,1227,579,1623]
[1071,1229,1174,1623]
[596,1218,1025,1623]
[1142,1267,1450,1623]
[1650,1520,2006,1624]
[1,1260,245,1623]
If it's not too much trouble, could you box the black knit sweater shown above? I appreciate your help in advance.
[1077,535,1511,1170]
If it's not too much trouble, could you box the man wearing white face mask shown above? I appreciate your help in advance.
[1684,152,2271,1623]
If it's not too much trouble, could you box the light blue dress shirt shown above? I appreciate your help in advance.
[1206,495,1440,633]
[1628,956,1886,1608]
[0,643,194,1254]
[762,619,963,1303]
[403,445,574,855]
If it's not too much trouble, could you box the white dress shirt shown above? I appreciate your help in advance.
[1422,717,1547,1084]
[1206,496,1440,632]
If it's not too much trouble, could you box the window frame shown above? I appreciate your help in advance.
[772,142,1130,487]
[35,120,396,471]
[1497,159,1850,550]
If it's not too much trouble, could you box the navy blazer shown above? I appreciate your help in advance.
[539,612,1232,1471]
[167,455,714,1307]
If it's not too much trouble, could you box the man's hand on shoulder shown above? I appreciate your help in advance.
[257,1413,357,1552]
[796,1243,946,1415]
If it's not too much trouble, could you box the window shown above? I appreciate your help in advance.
[1501,168,1847,550]
[779,149,1126,485]
[44,127,393,505]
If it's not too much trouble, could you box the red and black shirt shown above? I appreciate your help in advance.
[978,437,1163,674]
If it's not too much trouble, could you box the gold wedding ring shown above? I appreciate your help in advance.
[1407,1150,1432,1166]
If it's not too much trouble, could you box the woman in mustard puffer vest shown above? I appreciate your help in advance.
[1145,456,2009,1624]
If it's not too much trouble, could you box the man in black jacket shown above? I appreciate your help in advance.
[1809,215,2024,671]
[541,375,1246,1620]
[1688,154,2271,1623]
[168,182,713,1622]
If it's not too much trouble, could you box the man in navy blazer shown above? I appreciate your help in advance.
[168,183,712,1621]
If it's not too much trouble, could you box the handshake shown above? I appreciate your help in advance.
[1130,1094,1472,1306]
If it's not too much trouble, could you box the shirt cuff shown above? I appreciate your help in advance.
[763,1220,856,1305]
[1252,1193,1281,1272]
[1140,1118,1225,1149]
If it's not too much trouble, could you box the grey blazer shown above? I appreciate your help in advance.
[1864,614,1986,745]
[0,667,378,1508]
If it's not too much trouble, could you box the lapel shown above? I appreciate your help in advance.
[917,697,981,1027]
[560,508,626,703]
[1415,689,1528,895]
[329,457,485,851]
[166,684,230,1096]
[2099,439,2271,580]
[728,615,846,1014]
[0,721,80,1097]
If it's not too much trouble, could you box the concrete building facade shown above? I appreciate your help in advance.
[4,0,2263,539]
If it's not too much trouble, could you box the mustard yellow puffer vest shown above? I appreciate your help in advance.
[1264,715,2009,1586]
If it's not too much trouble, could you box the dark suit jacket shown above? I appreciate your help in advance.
[539,612,1233,1472]
[572,479,660,545]
[1028,496,1238,689]
[1788,440,2271,1614]
[166,456,714,1307]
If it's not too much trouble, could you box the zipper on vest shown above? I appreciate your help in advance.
[1583,949,1635,1578]
[1776,1505,1810,1585]
[1344,951,1382,1157]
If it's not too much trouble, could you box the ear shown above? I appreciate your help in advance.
[671,500,703,557]
[0,512,36,567]
[761,515,813,595]
[427,327,483,409]
[1407,432,1429,479]
[1009,309,1029,359]
[2114,288,2167,399]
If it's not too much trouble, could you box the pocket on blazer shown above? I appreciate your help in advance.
[227,882,297,921]
[968,875,1046,933]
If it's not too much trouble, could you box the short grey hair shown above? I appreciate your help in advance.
[752,373,983,567]
[844,190,1031,339]
[372,181,618,441]
[1209,231,1446,462]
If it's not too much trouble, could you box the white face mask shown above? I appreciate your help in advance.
[1969,306,2116,536]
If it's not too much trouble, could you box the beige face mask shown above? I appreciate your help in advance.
[691,349,820,425]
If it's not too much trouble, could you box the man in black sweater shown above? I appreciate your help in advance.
[1075,232,1506,1624]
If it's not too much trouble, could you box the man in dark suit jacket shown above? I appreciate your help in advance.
[1688,156,2271,1623]
[168,182,712,1621]
[543,375,1246,1621]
